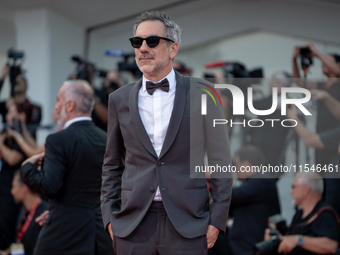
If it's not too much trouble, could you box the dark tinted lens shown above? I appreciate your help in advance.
[146,37,160,48]
[131,37,143,48]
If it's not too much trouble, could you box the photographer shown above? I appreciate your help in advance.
[0,67,42,138]
[230,145,281,255]
[293,44,340,83]
[292,44,340,166]
[250,71,291,168]
[72,60,109,131]
[286,104,340,217]
[0,103,26,250]
[263,172,339,255]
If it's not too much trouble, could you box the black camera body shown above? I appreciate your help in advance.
[6,48,25,97]
[4,118,23,135]
[105,49,142,79]
[71,55,107,83]
[299,47,313,69]
[254,214,287,255]
[8,48,24,60]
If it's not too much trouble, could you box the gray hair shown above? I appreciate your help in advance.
[133,11,182,46]
[63,80,94,114]
[235,145,266,167]
[296,172,324,194]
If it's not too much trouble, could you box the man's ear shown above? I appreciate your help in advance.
[169,42,179,60]
[66,100,75,112]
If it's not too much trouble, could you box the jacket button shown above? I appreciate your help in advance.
[149,187,155,193]
[157,161,164,166]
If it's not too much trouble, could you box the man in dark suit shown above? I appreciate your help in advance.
[229,145,281,255]
[101,11,232,255]
[20,80,114,255]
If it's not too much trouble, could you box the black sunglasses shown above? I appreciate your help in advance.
[129,36,174,48]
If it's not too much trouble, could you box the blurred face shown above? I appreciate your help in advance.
[6,104,19,125]
[54,85,68,127]
[234,156,252,181]
[11,176,24,204]
[134,20,178,81]
[14,75,27,96]
[290,178,308,207]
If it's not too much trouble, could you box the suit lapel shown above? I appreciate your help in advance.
[129,79,158,158]
[159,72,188,158]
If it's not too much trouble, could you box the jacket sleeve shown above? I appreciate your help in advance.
[203,81,233,231]
[101,93,126,229]
[21,134,66,198]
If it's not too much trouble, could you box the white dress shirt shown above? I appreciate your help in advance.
[138,69,176,200]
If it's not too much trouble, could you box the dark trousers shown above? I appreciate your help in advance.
[113,201,208,255]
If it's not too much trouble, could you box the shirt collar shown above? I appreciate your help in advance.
[63,117,92,129]
[142,68,176,93]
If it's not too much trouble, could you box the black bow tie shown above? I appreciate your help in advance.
[146,78,169,95]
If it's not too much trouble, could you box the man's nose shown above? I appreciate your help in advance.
[139,40,150,52]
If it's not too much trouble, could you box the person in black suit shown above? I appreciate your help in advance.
[101,11,232,255]
[20,80,114,255]
[229,145,281,255]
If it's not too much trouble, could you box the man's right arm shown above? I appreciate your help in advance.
[0,64,9,92]
[101,93,125,234]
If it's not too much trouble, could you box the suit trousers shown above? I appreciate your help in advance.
[113,201,208,255]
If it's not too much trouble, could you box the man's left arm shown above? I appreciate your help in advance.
[278,235,338,254]
[203,84,233,248]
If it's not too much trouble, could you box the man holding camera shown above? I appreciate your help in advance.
[0,64,42,138]
[229,145,281,255]
[264,172,339,255]
[292,44,340,167]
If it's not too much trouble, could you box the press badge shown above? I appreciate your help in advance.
[10,243,24,255]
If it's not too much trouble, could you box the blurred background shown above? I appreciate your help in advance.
[0,0,340,221]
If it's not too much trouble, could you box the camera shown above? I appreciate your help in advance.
[299,47,313,69]
[8,48,24,60]
[4,118,23,135]
[204,61,263,93]
[6,48,25,97]
[71,55,107,83]
[105,49,142,79]
[254,214,287,255]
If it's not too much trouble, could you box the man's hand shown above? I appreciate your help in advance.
[0,64,9,81]
[35,210,49,226]
[206,225,220,249]
[22,152,44,169]
[293,46,300,59]
[107,222,113,240]
[278,235,298,254]
[264,228,272,241]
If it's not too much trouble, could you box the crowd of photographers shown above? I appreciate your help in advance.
[211,44,340,255]
[0,42,339,255]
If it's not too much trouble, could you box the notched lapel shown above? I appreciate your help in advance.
[159,73,188,158]
[129,79,158,158]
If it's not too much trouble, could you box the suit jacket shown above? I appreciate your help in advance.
[101,72,232,239]
[230,177,281,255]
[21,121,113,255]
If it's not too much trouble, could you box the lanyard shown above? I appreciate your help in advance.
[16,197,42,242]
